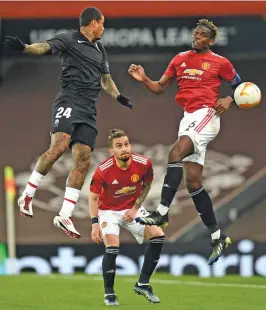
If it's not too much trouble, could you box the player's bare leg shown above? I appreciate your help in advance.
[184,162,231,265]
[134,226,164,304]
[18,132,70,217]
[136,135,194,228]
[101,234,120,306]
[54,143,92,239]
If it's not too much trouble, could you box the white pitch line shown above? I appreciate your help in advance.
[125,278,266,290]
[47,275,266,289]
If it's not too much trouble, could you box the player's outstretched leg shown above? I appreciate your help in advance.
[134,229,165,304]
[136,136,194,228]
[18,133,70,218]
[53,143,91,239]
[184,162,232,265]
[190,186,232,264]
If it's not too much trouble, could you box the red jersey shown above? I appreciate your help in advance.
[164,50,237,112]
[90,153,153,211]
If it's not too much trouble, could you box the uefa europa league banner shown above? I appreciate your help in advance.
[2,16,266,56]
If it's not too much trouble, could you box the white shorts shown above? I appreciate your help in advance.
[98,206,149,244]
[178,108,220,166]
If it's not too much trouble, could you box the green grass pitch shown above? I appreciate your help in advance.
[0,273,265,309]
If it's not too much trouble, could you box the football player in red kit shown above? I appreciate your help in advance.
[128,19,242,265]
[89,129,164,306]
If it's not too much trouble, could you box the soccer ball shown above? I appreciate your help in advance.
[234,82,261,109]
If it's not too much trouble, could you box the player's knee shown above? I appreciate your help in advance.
[47,145,66,160]
[186,180,202,193]
[168,137,194,162]
[168,146,182,162]
[146,226,165,240]
[104,235,120,248]
[73,146,91,170]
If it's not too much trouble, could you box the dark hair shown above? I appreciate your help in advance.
[108,129,128,147]
[79,7,103,27]
[197,19,218,40]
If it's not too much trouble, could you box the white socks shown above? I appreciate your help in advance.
[22,172,81,219]
[59,187,80,218]
[23,170,44,197]
[211,229,221,240]
[157,204,169,216]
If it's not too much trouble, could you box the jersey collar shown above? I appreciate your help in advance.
[190,49,211,56]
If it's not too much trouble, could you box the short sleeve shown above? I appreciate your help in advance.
[90,168,105,194]
[46,32,71,54]
[164,55,178,77]
[219,58,237,83]
[96,42,110,74]
[143,159,154,183]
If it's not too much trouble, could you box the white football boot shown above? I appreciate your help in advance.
[53,215,81,239]
[18,195,33,218]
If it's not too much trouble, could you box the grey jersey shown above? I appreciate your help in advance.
[47,30,110,102]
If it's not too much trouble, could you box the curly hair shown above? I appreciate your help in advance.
[197,19,218,40]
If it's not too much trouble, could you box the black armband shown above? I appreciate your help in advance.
[228,73,242,103]
[91,217,99,225]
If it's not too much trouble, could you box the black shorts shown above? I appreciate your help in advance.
[51,91,98,150]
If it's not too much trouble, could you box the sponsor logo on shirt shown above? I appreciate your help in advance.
[183,69,204,76]
[131,174,140,182]
[115,186,136,196]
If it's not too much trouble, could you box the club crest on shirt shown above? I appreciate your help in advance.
[101,222,107,228]
[131,174,140,182]
[201,62,211,70]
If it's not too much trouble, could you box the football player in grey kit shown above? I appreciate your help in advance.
[4,7,133,239]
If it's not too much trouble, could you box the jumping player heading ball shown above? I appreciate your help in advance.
[129,19,242,265]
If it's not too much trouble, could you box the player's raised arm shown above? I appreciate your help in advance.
[101,73,133,109]
[24,43,52,55]
[97,41,132,109]
[128,64,174,94]
[4,36,52,55]
[101,74,120,99]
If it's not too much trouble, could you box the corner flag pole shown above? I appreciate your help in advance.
[4,166,16,274]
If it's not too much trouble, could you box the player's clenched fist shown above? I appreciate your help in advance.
[91,223,102,244]
[128,64,146,82]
